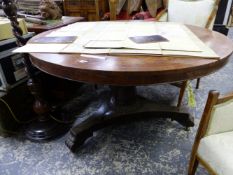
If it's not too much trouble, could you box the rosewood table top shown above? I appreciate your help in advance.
[28,24,233,86]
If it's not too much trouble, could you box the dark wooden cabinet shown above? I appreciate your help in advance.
[63,0,108,21]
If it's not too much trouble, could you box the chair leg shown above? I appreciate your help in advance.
[196,78,200,89]
[188,156,199,175]
[177,81,188,108]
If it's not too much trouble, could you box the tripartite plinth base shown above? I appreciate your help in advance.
[66,86,194,152]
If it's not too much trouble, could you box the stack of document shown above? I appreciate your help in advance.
[14,21,219,58]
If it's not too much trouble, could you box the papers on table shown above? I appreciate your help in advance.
[84,40,123,49]
[14,21,219,59]
[31,36,77,44]
[14,44,68,53]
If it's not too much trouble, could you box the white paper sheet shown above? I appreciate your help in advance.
[13,44,68,53]
[156,23,203,52]
[62,43,110,54]
[109,48,162,55]
[14,21,219,59]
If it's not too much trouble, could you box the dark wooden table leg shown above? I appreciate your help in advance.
[66,86,194,152]
[2,0,69,141]
[196,78,201,89]
[20,55,70,141]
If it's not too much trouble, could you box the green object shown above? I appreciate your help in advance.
[187,81,196,108]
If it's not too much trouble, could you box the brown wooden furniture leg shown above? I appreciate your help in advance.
[196,78,201,89]
[2,0,69,140]
[188,156,199,175]
[24,58,68,140]
[66,86,194,152]
[177,81,188,108]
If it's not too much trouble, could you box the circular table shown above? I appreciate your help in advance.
[29,25,233,152]
[29,25,233,85]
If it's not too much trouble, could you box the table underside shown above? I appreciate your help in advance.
[65,86,194,152]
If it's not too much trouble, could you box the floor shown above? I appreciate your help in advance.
[0,28,233,175]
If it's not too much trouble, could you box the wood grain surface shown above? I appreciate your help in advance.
[29,24,233,86]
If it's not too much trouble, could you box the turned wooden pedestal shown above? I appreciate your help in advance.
[66,86,194,152]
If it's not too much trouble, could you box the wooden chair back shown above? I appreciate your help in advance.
[157,0,221,29]
[188,90,233,175]
[192,90,233,145]
[205,0,221,28]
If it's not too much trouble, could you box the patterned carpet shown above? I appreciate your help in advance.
[0,29,232,175]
